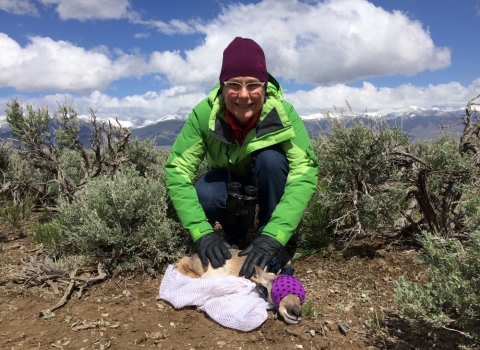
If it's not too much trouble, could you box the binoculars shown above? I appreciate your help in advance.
[226,182,258,229]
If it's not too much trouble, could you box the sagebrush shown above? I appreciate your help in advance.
[394,229,480,341]
[41,165,189,274]
[307,117,408,243]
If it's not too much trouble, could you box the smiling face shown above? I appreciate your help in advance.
[222,76,266,126]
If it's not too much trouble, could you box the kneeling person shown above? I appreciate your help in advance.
[165,37,319,278]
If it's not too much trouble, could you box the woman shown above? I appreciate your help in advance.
[166,37,318,278]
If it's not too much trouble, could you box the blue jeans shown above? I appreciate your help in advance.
[195,145,289,239]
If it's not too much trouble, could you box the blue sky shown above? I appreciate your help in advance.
[1,0,480,121]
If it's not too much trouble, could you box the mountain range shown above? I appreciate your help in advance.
[0,106,468,147]
[127,105,468,146]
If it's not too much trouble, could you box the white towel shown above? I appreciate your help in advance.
[159,264,273,332]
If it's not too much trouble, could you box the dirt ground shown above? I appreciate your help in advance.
[0,221,466,350]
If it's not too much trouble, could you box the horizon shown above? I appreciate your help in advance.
[1,0,480,121]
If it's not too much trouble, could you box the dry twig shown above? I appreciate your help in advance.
[13,254,108,315]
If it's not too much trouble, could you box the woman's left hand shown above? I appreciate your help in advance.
[238,235,283,278]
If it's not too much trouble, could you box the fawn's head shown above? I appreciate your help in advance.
[251,265,305,325]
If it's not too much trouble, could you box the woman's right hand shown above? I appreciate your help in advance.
[195,232,232,268]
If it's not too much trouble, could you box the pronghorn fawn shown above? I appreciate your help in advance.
[174,249,305,324]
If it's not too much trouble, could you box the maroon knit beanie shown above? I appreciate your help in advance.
[219,37,268,84]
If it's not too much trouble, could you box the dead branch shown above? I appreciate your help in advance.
[71,323,98,332]
[39,269,77,316]
[441,325,474,339]
[45,280,60,294]
[12,254,109,315]
[77,262,108,299]
[88,109,104,180]
[390,151,429,167]
[459,93,480,159]
[2,100,134,210]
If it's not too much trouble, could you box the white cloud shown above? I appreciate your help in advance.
[134,32,150,39]
[111,0,454,87]
[79,87,206,119]
[0,0,463,119]
[192,0,451,85]
[2,79,478,122]
[0,32,217,92]
[140,18,198,35]
[0,0,38,16]
[39,0,132,21]
[285,79,480,116]
[0,34,153,92]
[0,0,452,93]
[0,86,207,121]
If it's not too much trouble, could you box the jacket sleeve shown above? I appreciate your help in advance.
[261,102,319,245]
[165,107,213,242]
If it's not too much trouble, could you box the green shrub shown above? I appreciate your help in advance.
[297,180,333,257]
[3,98,135,210]
[358,184,406,229]
[301,300,319,318]
[1,151,42,201]
[405,136,479,237]
[310,120,408,241]
[459,195,480,230]
[33,221,62,249]
[0,139,12,173]
[58,150,88,185]
[124,138,161,177]
[53,165,188,274]
[0,195,34,229]
[394,229,480,341]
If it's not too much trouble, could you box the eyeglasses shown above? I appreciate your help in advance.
[223,81,265,93]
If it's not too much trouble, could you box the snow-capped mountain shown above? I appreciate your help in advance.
[383,106,464,120]
[0,105,475,146]
[299,105,467,142]
[299,105,465,121]
[0,116,8,131]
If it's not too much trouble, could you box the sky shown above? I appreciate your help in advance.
[1,0,480,121]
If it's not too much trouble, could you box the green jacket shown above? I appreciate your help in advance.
[165,75,318,245]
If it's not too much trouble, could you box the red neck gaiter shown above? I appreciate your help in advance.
[225,109,260,146]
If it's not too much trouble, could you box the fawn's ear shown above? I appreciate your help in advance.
[250,265,276,287]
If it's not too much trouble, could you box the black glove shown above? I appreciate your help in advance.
[195,232,232,268]
[238,235,283,278]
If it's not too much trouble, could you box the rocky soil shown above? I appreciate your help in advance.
[0,220,465,350]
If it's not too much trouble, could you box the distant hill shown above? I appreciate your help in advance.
[0,107,468,147]
[301,110,466,142]
[128,108,465,146]
[130,119,185,146]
